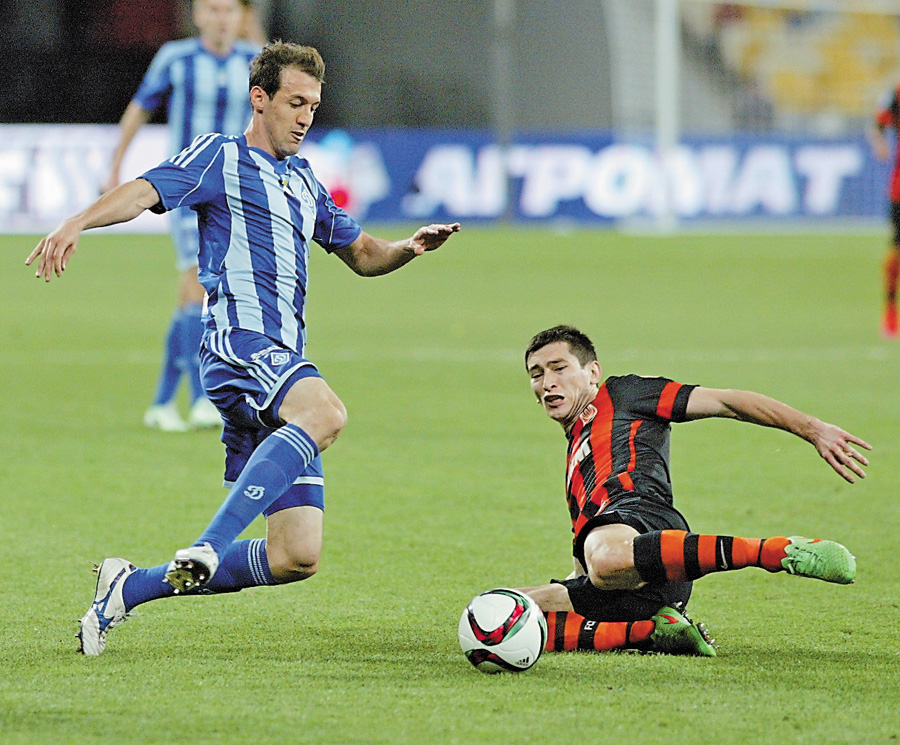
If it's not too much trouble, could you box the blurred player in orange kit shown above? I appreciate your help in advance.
[871,82,900,338]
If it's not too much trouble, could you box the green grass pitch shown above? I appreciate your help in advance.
[1,227,898,744]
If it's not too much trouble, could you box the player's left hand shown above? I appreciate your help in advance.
[811,421,872,484]
[408,223,461,255]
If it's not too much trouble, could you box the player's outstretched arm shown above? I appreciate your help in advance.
[333,223,461,276]
[26,179,161,282]
[684,387,871,483]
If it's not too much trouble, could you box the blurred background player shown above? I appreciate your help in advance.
[102,0,262,430]
[870,81,900,338]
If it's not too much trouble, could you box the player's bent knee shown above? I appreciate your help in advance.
[268,551,320,583]
[584,542,640,591]
[279,379,347,450]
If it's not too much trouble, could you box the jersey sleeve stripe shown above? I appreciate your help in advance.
[656,381,681,419]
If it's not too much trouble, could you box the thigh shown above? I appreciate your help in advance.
[200,329,322,429]
[573,494,690,568]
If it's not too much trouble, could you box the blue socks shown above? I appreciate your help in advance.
[151,303,204,406]
[122,539,277,611]
[181,303,205,403]
[195,424,319,558]
[152,312,182,405]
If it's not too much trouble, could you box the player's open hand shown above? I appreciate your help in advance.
[812,421,872,484]
[26,220,82,281]
[408,223,461,255]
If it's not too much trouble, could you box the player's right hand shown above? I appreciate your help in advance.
[26,221,81,281]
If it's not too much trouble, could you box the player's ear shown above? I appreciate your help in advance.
[588,360,602,385]
[249,86,268,112]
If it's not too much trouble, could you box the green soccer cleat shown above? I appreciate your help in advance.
[782,536,856,584]
[649,605,718,657]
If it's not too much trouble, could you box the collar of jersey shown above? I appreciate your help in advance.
[240,135,295,172]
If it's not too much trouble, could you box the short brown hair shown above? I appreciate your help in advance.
[525,325,597,367]
[249,41,325,97]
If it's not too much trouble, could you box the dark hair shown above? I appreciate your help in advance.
[524,325,597,367]
[249,41,325,97]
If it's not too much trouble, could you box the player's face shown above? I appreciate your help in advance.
[194,0,243,51]
[527,342,602,429]
[252,68,321,160]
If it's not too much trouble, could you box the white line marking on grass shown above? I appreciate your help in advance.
[4,345,896,366]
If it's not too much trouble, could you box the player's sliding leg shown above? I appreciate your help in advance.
[632,531,856,585]
[882,246,899,338]
[544,611,653,652]
[544,607,716,656]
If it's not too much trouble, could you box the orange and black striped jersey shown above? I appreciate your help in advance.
[565,375,696,539]
[875,83,900,201]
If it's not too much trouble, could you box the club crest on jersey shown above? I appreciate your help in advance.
[286,178,316,210]
[580,404,597,424]
[269,351,290,366]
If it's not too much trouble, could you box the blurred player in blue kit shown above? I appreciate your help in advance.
[28,42,461,655]
[103,0,260,431]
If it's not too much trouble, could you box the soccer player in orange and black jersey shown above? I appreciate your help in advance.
[559,373,697,618]
[871,82,900,337]
[515,325,871,654]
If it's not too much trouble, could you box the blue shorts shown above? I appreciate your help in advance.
[171,206,200,272]
[199,328,325,513]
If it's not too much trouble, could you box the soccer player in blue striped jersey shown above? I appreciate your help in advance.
[29,42,461,655]
[103,0,261,432]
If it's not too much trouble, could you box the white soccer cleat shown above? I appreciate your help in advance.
[164,542,219,594]
[143,403,189,432]
[77,558,136,656]
[188,397,222,430]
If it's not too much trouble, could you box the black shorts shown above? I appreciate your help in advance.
[559,494,693,622]
[891,201,900,244]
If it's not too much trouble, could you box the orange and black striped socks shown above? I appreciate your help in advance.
[544,611,654,652]
[632,530,791,583]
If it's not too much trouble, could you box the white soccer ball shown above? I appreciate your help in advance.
[458,588,548,673]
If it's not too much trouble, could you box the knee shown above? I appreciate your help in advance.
[584,544,616,589]
[318,397,347,449]
[584,540,638,591]
[268,548,320,584]
[279,385,347,451]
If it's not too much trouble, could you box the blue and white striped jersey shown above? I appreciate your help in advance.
[134,37,259,155]
[141,134,363,354]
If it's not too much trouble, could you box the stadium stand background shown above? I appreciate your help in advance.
[3,1,899,137]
